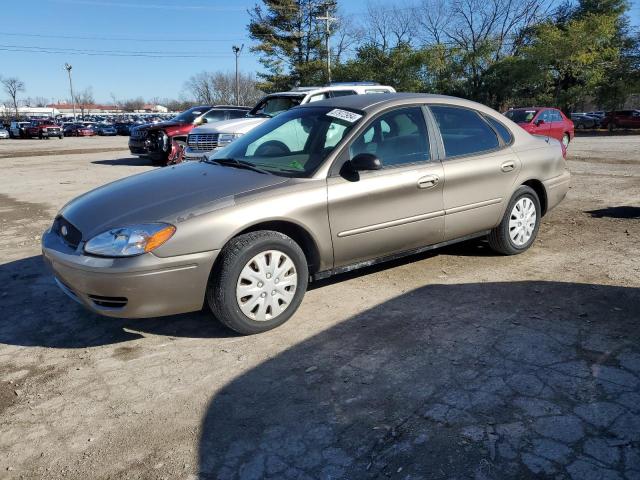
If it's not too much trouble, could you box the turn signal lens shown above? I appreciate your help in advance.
[144,225,176,252]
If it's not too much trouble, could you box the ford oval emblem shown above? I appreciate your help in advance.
[61,225,68,236]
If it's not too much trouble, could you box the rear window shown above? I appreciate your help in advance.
[484,115,514,144]
[431,105,500,157]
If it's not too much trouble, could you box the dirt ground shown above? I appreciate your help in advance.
[0,135,638,480]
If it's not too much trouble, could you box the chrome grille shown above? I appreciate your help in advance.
[131,129,147,139]
[188,133,219,152]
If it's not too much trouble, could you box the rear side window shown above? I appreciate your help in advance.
[549,110,563,121]
[484,115,513,145]
[430,106,499,157]
[330,90,357,98]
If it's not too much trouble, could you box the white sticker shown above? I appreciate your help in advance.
[326,109,362,123]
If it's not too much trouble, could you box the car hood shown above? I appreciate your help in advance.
[133,120,183,132]
[60,161,287,240]
[190,117,267,135]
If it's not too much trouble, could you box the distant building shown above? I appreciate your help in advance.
[0,105,60,118]
[142,104,169,113]
[46,103,122,115]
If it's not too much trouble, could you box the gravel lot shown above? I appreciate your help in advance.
[0,135,638,480]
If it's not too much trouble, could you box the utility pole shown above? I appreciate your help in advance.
[64,63,76,121]
[232,44,244,106]
[316,3,336,84]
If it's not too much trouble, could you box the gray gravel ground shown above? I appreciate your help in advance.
[0,135,638,479]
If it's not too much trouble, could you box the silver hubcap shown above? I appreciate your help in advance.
[236,250,297,322]
[562,135,569,147]
[509,197,537,246]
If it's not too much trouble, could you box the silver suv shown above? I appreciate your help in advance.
[183,83,396,161]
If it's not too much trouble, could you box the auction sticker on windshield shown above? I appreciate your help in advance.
[326,109,362,123]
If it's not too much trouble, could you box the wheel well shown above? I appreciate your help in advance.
[235,221,321,274]
[522,179,547,216]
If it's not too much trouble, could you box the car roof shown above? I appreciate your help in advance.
[297,92,464,112]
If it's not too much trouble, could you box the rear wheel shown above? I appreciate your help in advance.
[207,231,308,335]
[561,133,570,148]
[488,186,541,255]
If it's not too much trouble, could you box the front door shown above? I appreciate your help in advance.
[327,106,445,268]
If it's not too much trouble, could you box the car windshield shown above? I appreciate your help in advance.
[208,106,363,178]
[505,109,538,123]
[171,106,209,123]
[249,95,305,118]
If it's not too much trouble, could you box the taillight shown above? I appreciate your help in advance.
[560,141,567,159]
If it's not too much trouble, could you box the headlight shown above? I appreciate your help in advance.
[84,223,176,257]
[217,133,242,147]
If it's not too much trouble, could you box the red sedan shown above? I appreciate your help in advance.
[66,125,96,137]
[504,107,574,147]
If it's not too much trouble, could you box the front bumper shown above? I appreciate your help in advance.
[128,138,148,155]
[42,228,219,318]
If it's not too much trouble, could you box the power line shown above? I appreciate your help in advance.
[0,44,235,58]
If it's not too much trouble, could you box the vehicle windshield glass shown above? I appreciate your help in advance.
[504,109,538,123]
[171,106,209,123]
[208,106,363,178]
[249,95,305,118]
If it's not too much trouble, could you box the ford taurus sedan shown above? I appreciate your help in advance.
[42,93,570,334]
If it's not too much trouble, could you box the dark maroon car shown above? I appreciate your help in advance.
[128,105,250,166]
[601,110,640,130]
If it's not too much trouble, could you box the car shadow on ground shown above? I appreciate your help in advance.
[198,281,640,480]
[0,256,233,348]
[92,157,153,167]
[585,206,640,219]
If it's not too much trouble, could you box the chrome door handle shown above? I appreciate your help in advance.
[501,161,515,172]
[418,175,439,189]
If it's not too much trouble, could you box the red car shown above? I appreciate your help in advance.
[504,107,574,147]
[601,110,640,130]
[66,124,96,137]
[26,119,63,139]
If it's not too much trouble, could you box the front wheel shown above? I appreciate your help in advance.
[207,231,308,335]
[488,186,541,255]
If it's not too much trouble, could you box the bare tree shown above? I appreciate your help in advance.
[416,0,451,44]
[332,13,362,64]
[110,92,122,112]
[361,2,418,52]
[185,71,264,106]
[2,77,25,119]
[122,97,146,112]
[23,96,50,107]
[73,87,95,117]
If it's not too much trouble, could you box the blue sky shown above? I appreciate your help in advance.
[1,0,639,103]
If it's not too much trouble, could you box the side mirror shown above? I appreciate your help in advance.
[350,152,382,171]
[535,119,545,126]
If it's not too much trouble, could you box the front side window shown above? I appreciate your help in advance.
[431,105,499,157]
[210,107,361,177]
[349,107,430,167]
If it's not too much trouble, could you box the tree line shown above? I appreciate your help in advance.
[248,0,640,112]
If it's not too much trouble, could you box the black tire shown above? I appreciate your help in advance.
[207,230,309,335]
[488,186,541,255]
[59,135,63,139]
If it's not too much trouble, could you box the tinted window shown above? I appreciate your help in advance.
[484,115,513,144]
[350,107,430,167]
[330,90,357,98]
[505,109,538,123]
[203,110,227,122]
[431,106,499,157]
[549,110,563,121]
[227,110,248,119]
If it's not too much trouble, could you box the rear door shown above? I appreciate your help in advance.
[429,105,521,241]
[327,105,444,267]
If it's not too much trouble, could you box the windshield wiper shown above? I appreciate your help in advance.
[207,158,271,175]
